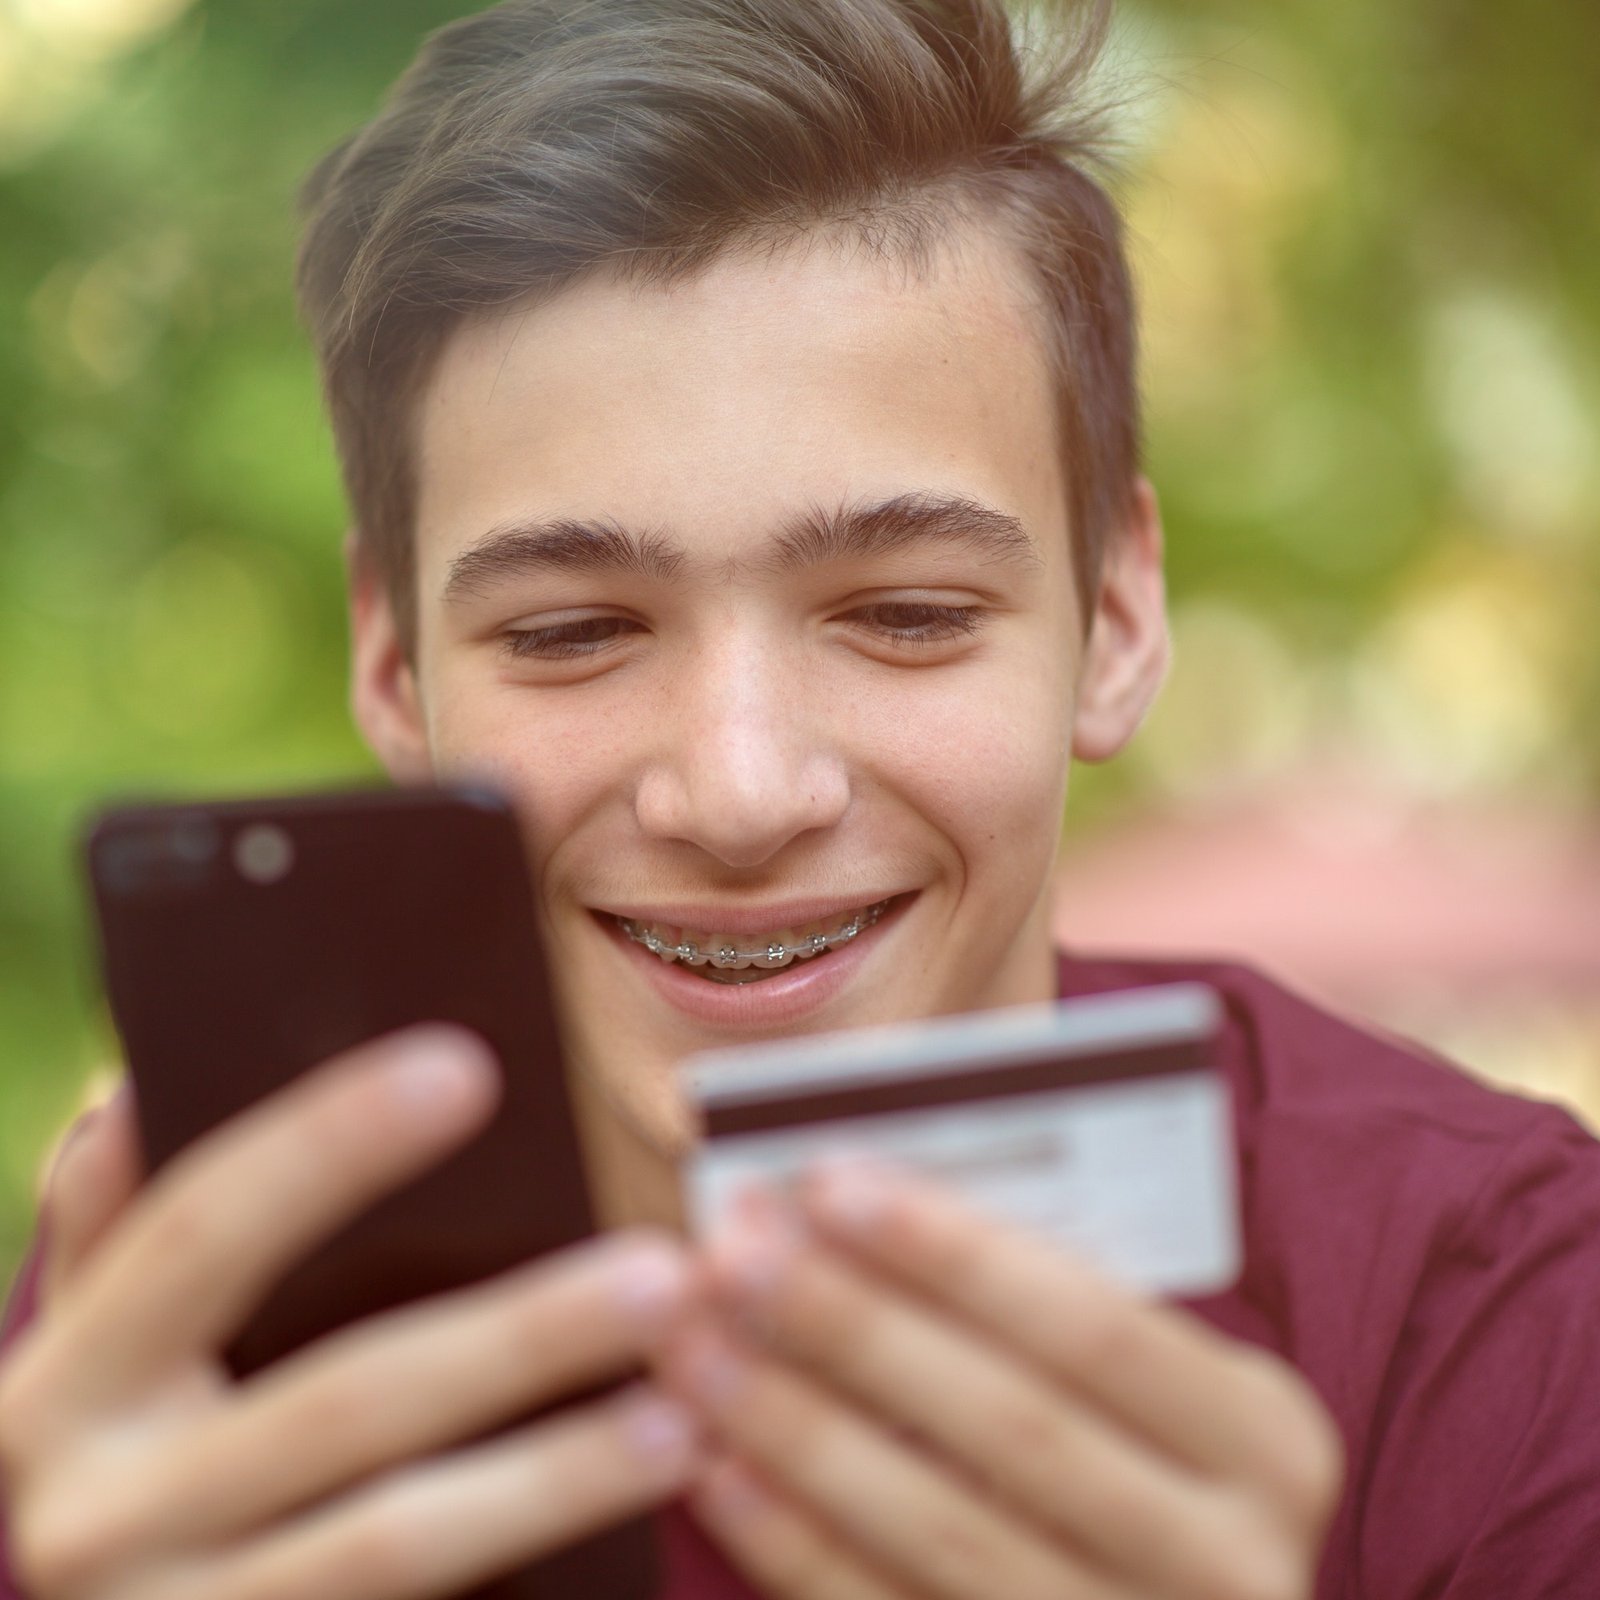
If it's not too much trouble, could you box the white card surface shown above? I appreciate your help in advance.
[685,984,1240,1299]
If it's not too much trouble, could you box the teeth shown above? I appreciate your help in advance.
[709,938,751,970]
[619,901,889,970]
[751,927,798,969]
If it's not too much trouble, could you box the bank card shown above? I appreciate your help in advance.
[684,983,1239,1298]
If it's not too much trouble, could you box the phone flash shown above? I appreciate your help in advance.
[234,824,294,884]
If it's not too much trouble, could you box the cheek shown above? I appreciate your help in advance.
[857,658,1072,868]
[422,670,642,844]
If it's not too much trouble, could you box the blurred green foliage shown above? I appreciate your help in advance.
[1,0,1597,1279]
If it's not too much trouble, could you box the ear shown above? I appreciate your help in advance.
[347,534,434,782]
[1071,476,1170,763]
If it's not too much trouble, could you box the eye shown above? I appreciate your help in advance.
[500,616,643,661]
[845,601,984,647]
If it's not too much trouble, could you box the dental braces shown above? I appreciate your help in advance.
[619,900,888,969]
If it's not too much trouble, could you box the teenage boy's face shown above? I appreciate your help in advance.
[352,224,1166,1161]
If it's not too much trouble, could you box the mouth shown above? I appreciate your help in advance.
[586,890,917,1027]
[614,898,895,985]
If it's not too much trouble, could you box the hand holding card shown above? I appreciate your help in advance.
[662,987,1340,1600]
[666,1160,1341,1600]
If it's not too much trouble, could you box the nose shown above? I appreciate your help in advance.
[634,642,851,868]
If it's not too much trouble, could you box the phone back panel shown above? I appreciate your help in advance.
[86,787,657,1599]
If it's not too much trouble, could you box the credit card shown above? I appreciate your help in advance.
[684,983,1239,1298]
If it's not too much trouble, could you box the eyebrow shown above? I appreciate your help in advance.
[441,491,1040,603]
[442,517,686,601]
[765,493,1041,577]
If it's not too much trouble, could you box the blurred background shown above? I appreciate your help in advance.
[0,0,1596,1281]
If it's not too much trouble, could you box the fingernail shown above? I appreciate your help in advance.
[622,1393,698,1471]
[806,1154,893,1234]
[679,1332,746,1410]
[53,1107,101,1172]
[611,1240,690,1334]
[712,1209,799,1303]
[729,1178,782,1222]
[695,1457,767,1529]
[385,1027,495,1110]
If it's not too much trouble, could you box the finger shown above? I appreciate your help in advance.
[132,1386,698,1600]
[691,1452,913,1600]
[93,1230,692,1550]
[709,1202,1299,1599]
[665,1324,1123,1600]
[34,1026,500,1431]
[802,1160,1342,1527]
[40,1085,142,1307]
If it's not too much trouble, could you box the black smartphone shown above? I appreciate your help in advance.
[83,785,657,1600]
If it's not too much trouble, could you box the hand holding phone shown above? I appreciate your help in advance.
[0,1027,699,1600]
[0,789,696,1600]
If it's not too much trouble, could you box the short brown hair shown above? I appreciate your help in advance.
[297,0,1137,649]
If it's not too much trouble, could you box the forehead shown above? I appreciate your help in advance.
[411,221,1068,574]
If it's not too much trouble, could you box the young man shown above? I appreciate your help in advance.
[2,2,1598,1596]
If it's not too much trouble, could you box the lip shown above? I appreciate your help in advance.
[593,895,899,938]
[592,892,916,1030]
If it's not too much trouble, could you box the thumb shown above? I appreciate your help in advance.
[40,1082,143,1309]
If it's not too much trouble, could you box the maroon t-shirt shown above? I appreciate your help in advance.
[5,953,1600,1597]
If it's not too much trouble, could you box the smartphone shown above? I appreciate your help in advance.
[84,786,657,1600]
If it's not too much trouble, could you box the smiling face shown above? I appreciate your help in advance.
[350,221,1167,1202]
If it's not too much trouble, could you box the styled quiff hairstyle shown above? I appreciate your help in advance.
[297,0,1137,650]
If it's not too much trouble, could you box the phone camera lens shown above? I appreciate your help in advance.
[234,824,294,884]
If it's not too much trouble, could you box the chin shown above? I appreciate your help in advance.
[563,999,701,1159]
[618,1060,700,1160]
